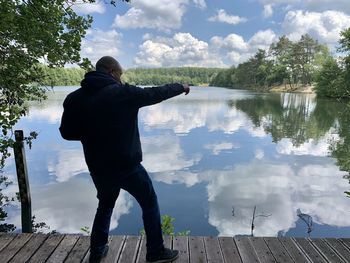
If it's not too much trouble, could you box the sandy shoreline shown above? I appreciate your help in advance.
[269,84,315,93]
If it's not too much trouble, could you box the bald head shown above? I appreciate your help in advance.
[96,56,123,82]
[96,56,122,75]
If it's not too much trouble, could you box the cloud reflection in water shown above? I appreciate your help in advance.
[10,87,349,237]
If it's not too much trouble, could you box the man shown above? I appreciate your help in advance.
[59,56,190,263]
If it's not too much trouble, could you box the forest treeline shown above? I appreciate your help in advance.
[210,34,330,90]
[122,67,223,86]
[39,65,224,86]
[210,30,350,99]
[40,30,350,99]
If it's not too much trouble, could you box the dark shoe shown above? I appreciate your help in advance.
[146,247,179,263]
[89,245,109,263]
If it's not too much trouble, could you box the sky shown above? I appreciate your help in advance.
[73,0,350,69]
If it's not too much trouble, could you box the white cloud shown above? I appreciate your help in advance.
[305,0,350,12]
[142,33,153,40]
[141,134,201,173]
[7,177,133,233]
[151,156,349,236]
[259,0,300,5]
[113,0,207,31]
[276,132,339,156]
[72,1,106,14]
[153,171,200,187]
[282,10,350,44]
[259,0,350,13]
[113,0,188,32]
[141,97,209,133]
[208,9,247,25]
[192,0,206,9]
[134,33,225,67]
[255,149,265,159]
[140,90,258,136]
[139,87,262,136]
[27,104,63,124]
[210,29,277,65]
[205,161,349,236]
[249,29,277,49]
[263,4,273,18]
[81,29,123,65]
[204,142,238,155]
[48,149,88,182]
[211,34,248,51]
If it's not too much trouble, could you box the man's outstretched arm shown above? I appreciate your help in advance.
[128,83,190,108]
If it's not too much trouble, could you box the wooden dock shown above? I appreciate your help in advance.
[0,234,349,262]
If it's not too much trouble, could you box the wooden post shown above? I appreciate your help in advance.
[13,130,32,233]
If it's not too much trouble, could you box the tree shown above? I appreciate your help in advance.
[315,57,346,98]
[210,67,236,88]
[339,28,350,90]
[315,28,350,99]
[0,0,129,232]
[269,34,328,87]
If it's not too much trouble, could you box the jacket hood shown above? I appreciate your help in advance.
[81,71,117,90]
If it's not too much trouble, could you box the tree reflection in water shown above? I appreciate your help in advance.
[231,93,350,196]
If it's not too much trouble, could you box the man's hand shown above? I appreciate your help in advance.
[183,84,190,95]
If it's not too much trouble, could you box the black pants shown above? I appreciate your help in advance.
[90,163,164,256]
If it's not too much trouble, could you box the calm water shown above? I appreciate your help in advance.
[4,86,350,237]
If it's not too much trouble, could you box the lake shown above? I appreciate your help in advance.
[4,86,350,237]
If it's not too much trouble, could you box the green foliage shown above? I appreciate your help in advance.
[204,67,236,87]
[315,58,347,98]
[1,0,92,170]
[315,27,350,99]
[80,226,91,235]
[123,67,224,86]
[235,91,350,198]
[339,28,350,67]
[140,215,190,236]
[0,0,127,232]
[161,215,175,236]
[37,65,85,86]
[37,66,225,87]
[0,175,15,232]
[31,215,50,233]
[210,34,329,90]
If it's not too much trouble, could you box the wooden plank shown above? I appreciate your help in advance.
[204,236,224,263]
[0,234,17,253]
[135,236,147,263]
[28,234,64,263]
[340,239,350,250]
[189,236,206,263]
[135,236,173,263]
[9,234,48,263]
[278,238,309,263]
[324,238,350,262]
[249,237,276,263]
[310,239,344,263]
[117,235,140,263]
[234,237,259,263]
[294,238,327,263]
[263,238,294,263]
[218,237,242,263]
[64,235,90,263]
[0,233,33,263]
[173,236,189,263]
[164,236,172,249]
[101,235,125,263]
[46,234,79,263]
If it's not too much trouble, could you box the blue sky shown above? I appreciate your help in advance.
[73,0,350,68]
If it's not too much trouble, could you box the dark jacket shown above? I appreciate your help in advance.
[59,71,184,172]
